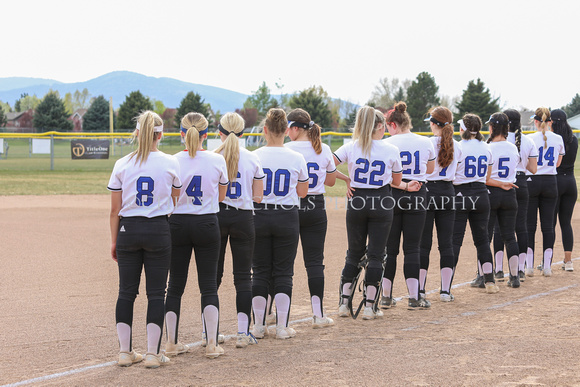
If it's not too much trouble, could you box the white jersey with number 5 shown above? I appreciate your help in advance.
[488,141,520,183]
[107,151,182,218]
[426,137,462,181]
[253,146,309,206]
[217,147,265,210]
[384,132,436,182]
[173,150,229,215]
[285,141,336,195]
[526,131,565,175]
[333,139,402,189]
[454,139,494,185]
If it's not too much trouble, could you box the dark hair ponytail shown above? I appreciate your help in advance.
[486,112,509,144]
[503,109,522,151]
[461,113,484,141]
[288,108,322,154]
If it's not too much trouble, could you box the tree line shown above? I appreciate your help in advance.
[1,75,580,132]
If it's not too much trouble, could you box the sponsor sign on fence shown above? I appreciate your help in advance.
[71,139,110,159]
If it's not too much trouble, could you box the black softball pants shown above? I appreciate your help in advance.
[166,213,221,338]
[493,173,529,256]
[342,185,393,288]
[452,183,493,269]
[115,216,171,352]
[487,187,519,272]
[298,195,327,302]
[420,180,456,273]
[527,175,558,255]
[384,185,427,286]
[252,204,300,300]
[217,203,254,320]
[555,173,577,252]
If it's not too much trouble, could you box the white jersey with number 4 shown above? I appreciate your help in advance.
[253,146,309,206]
[454,139,494,185]
[526,131,565,176]
[488,140,520,183]
[173,150,229,215]
[333,139,402,189]
[285,141,336,195]
[426,137,462,182]
[107,151,182,218]
[217,147,265,210]
[384,132,435,182]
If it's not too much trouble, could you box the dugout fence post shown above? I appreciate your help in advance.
[50,134,54,171]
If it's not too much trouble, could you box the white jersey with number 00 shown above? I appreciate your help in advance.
[454,139,494,185]
[333,139,402,189]
[217,147,265,210]
[285,141,336,195]
[488,140,520,183]
[384,132,435,182]
[426,137,462,181]
[173,150,229,215]
[526,131,565,176]
[107,151,182,218]
[253,146,309,206]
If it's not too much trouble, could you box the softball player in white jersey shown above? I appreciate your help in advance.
[215,112,264,348]
[165,112,229,359]
[286,107,337,329]
[526,107,565,277]
[334,105,402,320]
[251,108,309,340]
[453,114,499,294]
[108,111,181,368]
[382,101,435,309]
[485,112,521,288]
[419,106,461,302]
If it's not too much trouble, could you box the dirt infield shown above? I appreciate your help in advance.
[1,195,579,386]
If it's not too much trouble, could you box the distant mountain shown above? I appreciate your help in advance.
[0,71,248,112]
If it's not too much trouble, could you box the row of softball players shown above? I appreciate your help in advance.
[108,107,338,367]
[333,103,573,320]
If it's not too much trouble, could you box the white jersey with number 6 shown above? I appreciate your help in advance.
[253,146,309,206]
[285,141,336,195]
[107,151,182,218]
[173,150,229,215]
[454,139,494,185]
[333,139,402,189]
[217,147,265,210]
[526,131,565,176]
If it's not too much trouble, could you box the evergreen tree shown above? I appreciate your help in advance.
[0,108,6,127]
[454,78,500,123]
[288,86,332,128]
[243,82,279,120]
[406,72,440,131]
[563,93,580,117]
[117,91,153,130]
[174,92,211,128]
[83,96,110,132]
[33,92,73,132]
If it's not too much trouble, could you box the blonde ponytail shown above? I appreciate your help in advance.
[130,110,162,165]
[353,106,383,157]
[215,112,245,182]
[181,112,208,158]
[535,107,550,149]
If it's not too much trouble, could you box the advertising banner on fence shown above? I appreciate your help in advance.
[71,139,110,159]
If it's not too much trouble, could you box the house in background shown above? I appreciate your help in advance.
[5,109,34,132]
[568,113,580,130]
[69,109,87,132]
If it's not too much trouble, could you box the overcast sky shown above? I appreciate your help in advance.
[2,0,578,111]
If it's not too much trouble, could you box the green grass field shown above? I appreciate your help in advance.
[0,136,576,196]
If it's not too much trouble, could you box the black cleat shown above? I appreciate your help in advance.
[470,274,485,288]
[507,274,520,288]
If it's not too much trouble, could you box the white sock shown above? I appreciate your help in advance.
[203,305,219,347]
[311,296,323,318]
[341,283,352,305]
[116,323,131,353]
[381,278,392,298]
[508,255,519,276]
[274,293,291,328]
[146,323,162,355]
[419,269,427,292]
[165,311,177,344]
[440,268,453,293]
[406,278,419,300]
[526,248,534,269]
[495,251,504,272]
[482,262,493,275]
[543,248,553,270]
[518,253,526,272]
[252,296,267,325]
[238,312,249,334]
[365,286,376,307]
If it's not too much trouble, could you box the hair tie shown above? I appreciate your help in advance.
[424,115,446,127]
[288,120,310,130]
[309,120,315,128]
[218,123,243,137]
